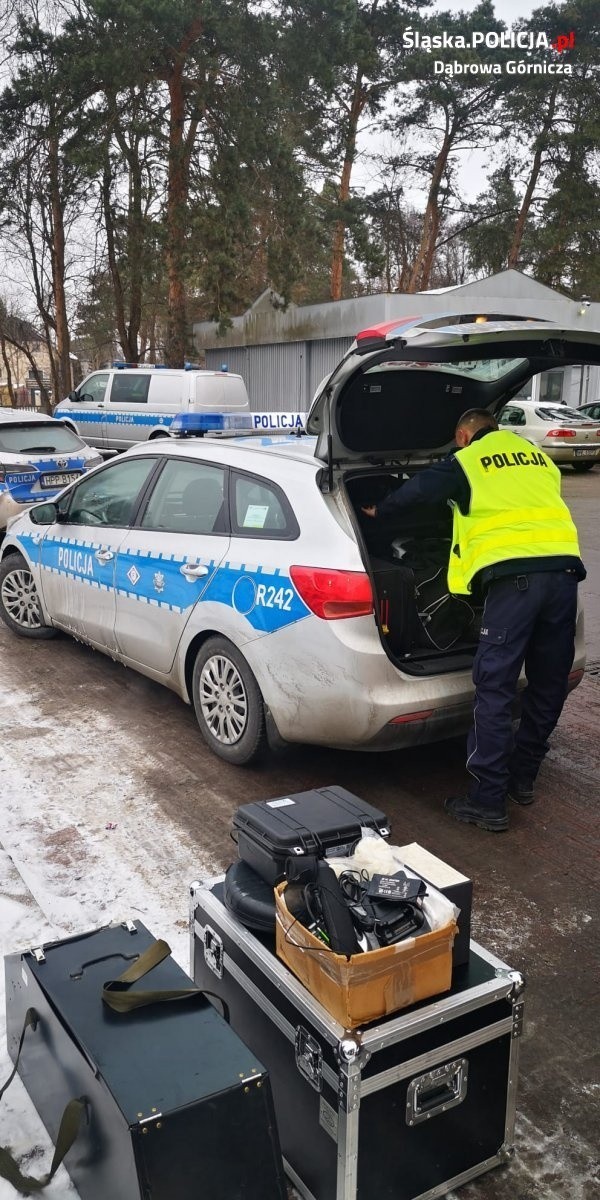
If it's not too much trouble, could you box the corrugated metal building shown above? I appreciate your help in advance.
[192,271,600,412]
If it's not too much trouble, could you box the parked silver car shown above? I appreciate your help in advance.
[498,400,600,471]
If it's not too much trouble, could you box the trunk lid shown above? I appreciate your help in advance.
[307,318,600,467]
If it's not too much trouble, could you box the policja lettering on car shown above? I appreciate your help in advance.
[57,546,95,576]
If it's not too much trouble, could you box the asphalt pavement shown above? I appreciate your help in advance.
[0,469,598,1199]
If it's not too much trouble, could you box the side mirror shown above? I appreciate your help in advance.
[68,390,78,401]
[30,501,59,525]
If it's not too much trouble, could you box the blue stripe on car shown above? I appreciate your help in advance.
[0,457,89,503]
[53,408,174,427]
[13,532,310,631]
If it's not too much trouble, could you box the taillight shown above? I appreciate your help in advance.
[596,429,600,437]
[290,565,373,620]
[545,428,576,438]
[389,710,434,724]
[0,466,5,484]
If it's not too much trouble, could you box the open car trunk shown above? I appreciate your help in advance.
[345,471,484,675]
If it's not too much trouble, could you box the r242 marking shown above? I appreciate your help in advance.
[256,584,293,611]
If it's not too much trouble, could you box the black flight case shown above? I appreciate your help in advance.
[191,879,525,1200]
[4,920,286,1200]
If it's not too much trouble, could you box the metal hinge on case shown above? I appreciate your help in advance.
[512,1000,525,1038]
[203,926,224,979]
[295,1027,323,1093]
[121,920,137,934]
[30,947,45,964]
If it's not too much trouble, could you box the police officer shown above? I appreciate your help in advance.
[362,408,586,832]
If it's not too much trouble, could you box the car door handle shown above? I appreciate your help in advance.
[95,549,114,564]
[180,562,210,579]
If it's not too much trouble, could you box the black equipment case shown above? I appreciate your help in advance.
[233,786,390,886]
[191,880,525,1200]
[4,921,286,1200]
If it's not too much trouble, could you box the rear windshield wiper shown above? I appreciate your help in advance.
[21,444,56,452]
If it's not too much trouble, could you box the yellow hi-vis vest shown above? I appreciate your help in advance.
[448,429,580,595]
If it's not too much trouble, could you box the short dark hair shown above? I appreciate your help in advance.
[455,408,497,437]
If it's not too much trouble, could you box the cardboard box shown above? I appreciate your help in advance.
[274,882,456,1028]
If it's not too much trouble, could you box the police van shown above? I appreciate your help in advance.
[54,364,250,453]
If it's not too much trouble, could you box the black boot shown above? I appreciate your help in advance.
[444,795,508,832]
[507,780,535,806]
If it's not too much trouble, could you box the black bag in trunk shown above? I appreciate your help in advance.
[394,540,479,652]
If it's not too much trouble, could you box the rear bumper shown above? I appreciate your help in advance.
[245,610,586,752]
[543,445,600,464]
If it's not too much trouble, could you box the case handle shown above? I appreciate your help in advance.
[406,1057,468,1126]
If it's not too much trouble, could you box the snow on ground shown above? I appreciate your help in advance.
[0,681,220,1200]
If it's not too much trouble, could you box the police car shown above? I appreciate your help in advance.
[0,317,596,764]
[0,410,102,532]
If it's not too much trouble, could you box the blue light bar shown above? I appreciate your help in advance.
[170,412,254,437]
[112,361,169,369]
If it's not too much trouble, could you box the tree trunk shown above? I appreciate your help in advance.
[0,334,16,406]
[164,16,203,366]
[507,85,558,269]
[102,159,136,361]
[330,69,367,302]
[165,62,189,366]
[47,132,72,398]
[407,127,453,293]
[127,140,143,357]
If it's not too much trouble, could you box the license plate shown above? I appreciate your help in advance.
[573,447,599,458]
[40,471,81,487]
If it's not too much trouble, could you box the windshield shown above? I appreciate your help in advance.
[0,421,85,454]
[364,358,528,383]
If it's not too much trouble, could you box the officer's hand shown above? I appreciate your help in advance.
[361,505,377,518]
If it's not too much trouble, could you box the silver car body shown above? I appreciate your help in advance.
[498,400,600,465]
[3,316,598,754]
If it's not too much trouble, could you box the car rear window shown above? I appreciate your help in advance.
[0,421,85,454]
[535,406,589,422]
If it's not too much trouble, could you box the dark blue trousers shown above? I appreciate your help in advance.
[466,571,578,809]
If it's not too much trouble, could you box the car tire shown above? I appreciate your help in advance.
[0,553,56,639]
[192,636,267,765]
[571,462,595,472]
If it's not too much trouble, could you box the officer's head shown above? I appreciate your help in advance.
[455,409,497,448]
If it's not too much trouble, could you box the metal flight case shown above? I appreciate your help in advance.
[191,879,525,1200]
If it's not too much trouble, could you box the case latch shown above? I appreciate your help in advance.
[295,1026,323,1092]
[203,926,224,979]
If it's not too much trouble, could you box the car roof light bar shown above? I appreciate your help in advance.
[170,412,255,438]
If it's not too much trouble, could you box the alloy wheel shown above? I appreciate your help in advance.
[1,567,44,630]
[199,654,248,745]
